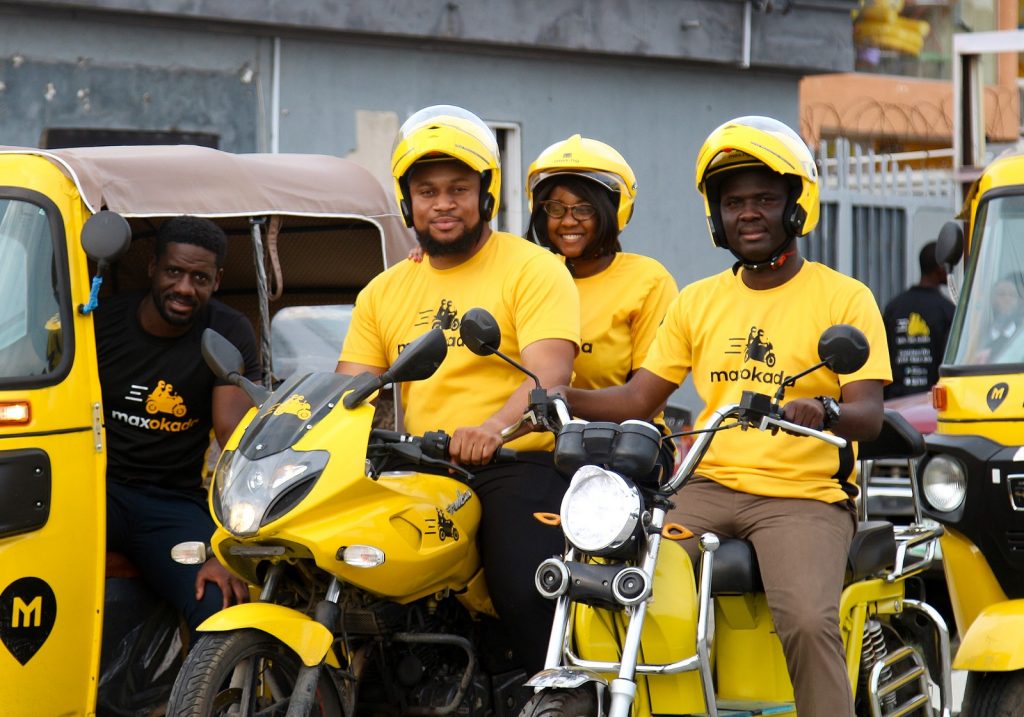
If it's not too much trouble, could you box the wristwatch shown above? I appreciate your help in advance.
[816,395,841,430]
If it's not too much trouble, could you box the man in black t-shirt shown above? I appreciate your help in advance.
[95,216,260,640]
[883,241,956,398]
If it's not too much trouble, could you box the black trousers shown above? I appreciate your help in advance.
[471,451,569,674]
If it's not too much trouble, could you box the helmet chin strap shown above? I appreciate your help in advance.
[730,234,796,274]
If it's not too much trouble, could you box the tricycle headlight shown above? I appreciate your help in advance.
[922,455,967,512]
[560,465,642,555]
[213,448,329,536]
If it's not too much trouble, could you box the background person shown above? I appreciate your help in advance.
[336,105,580,673]
[96,215,257,644]
[555,116,890,717]
[882,240,955,397]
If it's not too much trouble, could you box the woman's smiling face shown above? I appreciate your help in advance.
[544,185,598,260]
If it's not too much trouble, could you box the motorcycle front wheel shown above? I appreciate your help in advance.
[519,688,598,717]
[166,629,343,717]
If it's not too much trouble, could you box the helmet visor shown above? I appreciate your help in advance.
[528,169,622,196]
[392,104,499,161]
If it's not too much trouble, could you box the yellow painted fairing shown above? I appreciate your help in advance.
[212,402,486,606]
[0,154,104,716]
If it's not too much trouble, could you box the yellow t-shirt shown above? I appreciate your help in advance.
[642,261,891,503]
[340,231,581,451]
[571,253,678,390]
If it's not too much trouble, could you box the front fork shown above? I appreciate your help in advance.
[285,577,342,717]
[538,508,721,717]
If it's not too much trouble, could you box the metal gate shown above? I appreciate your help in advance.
[808,139,955,308]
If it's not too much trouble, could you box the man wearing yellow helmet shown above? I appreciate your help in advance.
[336,105,580,673]
[556,116,891,717]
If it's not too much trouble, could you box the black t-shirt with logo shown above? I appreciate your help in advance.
[882,285,955,399]
[95,291,259,491]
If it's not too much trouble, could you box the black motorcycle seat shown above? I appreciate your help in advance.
[706,521,897,596]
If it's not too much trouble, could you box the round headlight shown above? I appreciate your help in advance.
[560,465,642,554]
[922,455,967,512]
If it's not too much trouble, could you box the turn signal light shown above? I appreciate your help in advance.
[931,385,947,411]
[0,401,30,425]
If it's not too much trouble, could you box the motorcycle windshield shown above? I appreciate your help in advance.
[237,372,355,458]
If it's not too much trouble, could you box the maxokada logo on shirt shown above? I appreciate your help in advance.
[399,298,469,353]
[111,379,200,432]
[712,325,788,385]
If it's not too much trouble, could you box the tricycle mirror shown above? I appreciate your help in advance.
[817,324,869,375]
[387,327,447,383]
[81,210,132,265]
[935,221,964,269]
[459,308,501,356]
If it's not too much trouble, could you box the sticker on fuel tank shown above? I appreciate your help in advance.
[987,382,1009,412]
[0,577,57,665]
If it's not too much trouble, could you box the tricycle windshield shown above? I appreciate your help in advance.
[0,196,66,384]
[946,195,1024,370]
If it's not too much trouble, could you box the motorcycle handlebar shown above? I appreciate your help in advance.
[368,429,517,463]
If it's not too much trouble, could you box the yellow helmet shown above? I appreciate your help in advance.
[391,105,501,227]
[694,116,819,248]
[526,135,637,231]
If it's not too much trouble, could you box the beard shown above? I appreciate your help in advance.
[415,219,486,257]
[151,287,199,327]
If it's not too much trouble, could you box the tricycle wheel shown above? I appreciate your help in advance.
[966,671,1024,717]
[166,629,343,717]
[519,688,597,717]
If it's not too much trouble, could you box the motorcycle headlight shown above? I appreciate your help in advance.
[214,448,329,536]
[922,455,967,512]
[560,465,642,555]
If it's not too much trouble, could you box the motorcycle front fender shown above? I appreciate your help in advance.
[954,599,1024,672]
[198,603,340,668]
[526,667,608,690]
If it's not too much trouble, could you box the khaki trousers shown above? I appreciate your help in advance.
[667,477,856,717]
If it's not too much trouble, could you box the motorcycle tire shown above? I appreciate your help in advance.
[518,687,597,717]
[166,629,343,717]
[966,671,1024,717]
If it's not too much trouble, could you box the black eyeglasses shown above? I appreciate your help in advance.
[540,200,597,221]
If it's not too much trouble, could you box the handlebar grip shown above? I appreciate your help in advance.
[760,415,847,448]
[494,447,517,463]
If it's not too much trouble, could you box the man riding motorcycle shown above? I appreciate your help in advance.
[335,104,580,673]
[555,115,892,717]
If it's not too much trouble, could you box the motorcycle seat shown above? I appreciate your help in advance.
[705,521,897,596]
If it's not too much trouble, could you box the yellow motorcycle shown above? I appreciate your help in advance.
[166,325,529,717]
[506,325,955,717]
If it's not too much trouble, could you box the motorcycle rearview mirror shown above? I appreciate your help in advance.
[201,329,270,406]
[459,307,541,388]
[459,307,501,356]
[817,324,870,375]
[342,328,448,409]
[773,324,870,403]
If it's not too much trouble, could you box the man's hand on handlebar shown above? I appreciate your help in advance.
[781,397,827,433]
[450,419,506,465]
